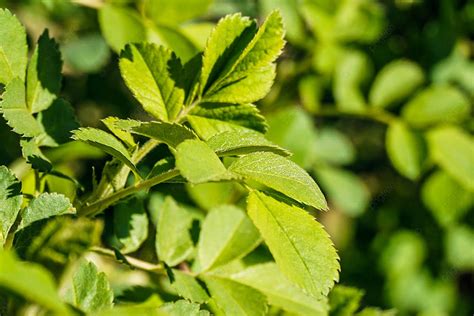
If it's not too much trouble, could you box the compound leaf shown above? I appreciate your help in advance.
[0,78,44,137]
[197,205,260,272]
[369,59,424,108]
[19,192,75,230]
[175,140,235,184]
[0,9,28,84]
[402,85,470,128]
[26,30,62,113]
[386,120,426,180]
[247,191,340,297]
[130,121,197,148]
[207,130,290,157]
[155,196,194,266]
[72,127,139,175]
[0,250,71,314]
[0,166,22,246]
[119,43,184,121]
[230,152,327,210]
[202,275,268,316]
[65,261,113,313]
[427,126,474,191]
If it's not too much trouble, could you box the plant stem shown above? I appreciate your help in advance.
[79,169,180,217]
[90,247,165,273]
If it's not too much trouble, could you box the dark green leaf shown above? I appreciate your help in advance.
[0,166,22,246]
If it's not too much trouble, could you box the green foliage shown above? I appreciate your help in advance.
[0,166,22,246]
[0,9,27,84]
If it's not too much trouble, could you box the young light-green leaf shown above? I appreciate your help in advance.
[201,12,285,104]
[197,205,260,272]
[160,299,210,316]
[72,127,139,175]
[229,152,327,210]
[175,139,235,184]
[65,261,114,313]
[170,269,210,304]
[427,126,474,191]
[0,9,28,84]
[18,192,75,230]
[386,120,426,180]
[102,116,136,148]
[402,85,470,128]
[369,59,424,108]
[113,197,149,254]
[155,196,194,266]
[0,250,71,314]
[130,121,197,148]
[188,103,267,140]
[0,78,44,137]
[26,30,62,113]
[119,43,184,121]
[207,130,290,157]
[247,191,340,297]
[0,166,22,246]
[223,262,329,315]
[202,276,268,316]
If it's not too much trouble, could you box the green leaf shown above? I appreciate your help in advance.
[102,117,135,147]
[119,43,184,121]
[260,0,305,45]
[0,9,28,84]
[20,138,53,172]
[421,171,473,227]
[38,98,79,146]
[144,0,213,25]
[230,152,327,210]
[62,33,110,73]
[402,85,470,128]
[160,300,210,316]
[266,107,318,169]
[0,78,44,137]
[386,120,426,180]
[155,196,194,266]
[130,121,197,148]
[0,250,71,314]
[315,166,370,217]
[170,269,210,303]
[197,205,260,272]
[187,182,240,211]
[26,30,62,113]
[18,192,75,230]
[334,50,371,112]
[313,128,355,166]
[113,197,149,254]
[445,225,474,270]
[369,59,424,108]
[223,262,329,315]
[14,217,102,267]
[98,4,146,52]
[202,276,268,316]
[72,127,139,175]
[427,126,474,191]
[188,103,267,140]
[329,285,364,316]
[207,130,290,157]
[247,191,340,297]
[175,139,235,184]
[65,261,114,313]
[0,166,22,246]
[200,12,284,104]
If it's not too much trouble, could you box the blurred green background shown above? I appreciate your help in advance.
[0,0,472,315]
